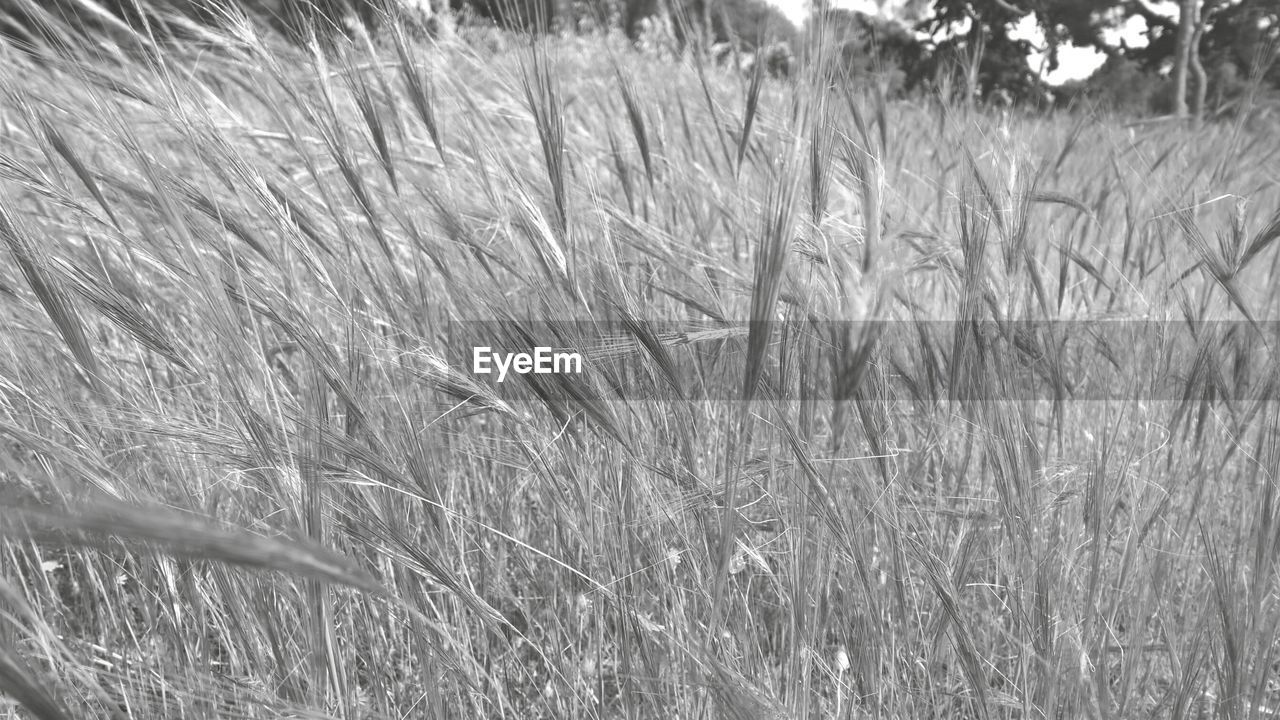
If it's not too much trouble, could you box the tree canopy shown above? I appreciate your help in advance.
[903,0,1279,113]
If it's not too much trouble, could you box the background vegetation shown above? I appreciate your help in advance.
[0,1,1278,719]
[4,0,1275,113]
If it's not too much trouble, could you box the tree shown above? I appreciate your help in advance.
[917,0,1069,105]
[449,0,563,31]
[1198,0,1280,110]
[1115,0,1275,120]
[1171,0,1194,116]
[668,0,797,51]
[1165,0,1220,122]
[921,0,1117,76]
[916,0,1278,114]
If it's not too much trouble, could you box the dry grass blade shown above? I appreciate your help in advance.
[389,19,446,164]
[1240,204,1280,271]
[705,655,788,720]
[1171,206,1257,325]
[606,125,638,214]
[1058,241,1112,293]
[776,414,860,547]
[302,42,396,265]
[52,257,193,371]
[341,56,398,191]
[1200,525,1247,719]
[614,66,655,187]
[962,146,1009,244]
[0,639,69,720]
[736,60,764,178]
[342,510,508,631]
[807,98,834,224]
[172,177,276,264]
[1029,190,1095,222]
[512,185,575,297]
[0,201,103,394]
[35,115,121,230]
[620,316,686,399]
[521,45,568,238]
[0,498,384,595]
[327,125,394,262]
[1003,159,1038,273]
[1050,115,1087,178]
[520,352,630,450]
[691,53,736,172]
[839,134,880,273]
[73,59,158,105]
[744,162,800,402]
[410,347,519,418]
[299,369,344,709]
[263,179,336,258]
[911,538,991,720]
[222,280,371,432]
[418,185,514,279]
[839,77,874,157]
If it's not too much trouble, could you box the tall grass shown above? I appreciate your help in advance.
[0,10,1279,720]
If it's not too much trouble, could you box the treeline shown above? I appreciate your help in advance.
[1,0,1276,119]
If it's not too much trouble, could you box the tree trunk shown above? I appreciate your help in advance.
[1172,0,1196,118]
[963,24,985,113]
[1189,11,1207,126]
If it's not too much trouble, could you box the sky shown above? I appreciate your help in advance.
[766,0,1166,85]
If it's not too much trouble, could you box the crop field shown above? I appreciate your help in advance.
[0,9,1278,719]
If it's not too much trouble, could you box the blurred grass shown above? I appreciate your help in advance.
[0,8,1279,719]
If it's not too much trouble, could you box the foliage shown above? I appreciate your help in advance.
[1055,52,1172,113]
[803,9,926,96]
[669,0,798,50]
[911,0,1278,112]
[1059,0,1278,118]
[920,0,1112,72]
[915,0,1056,105]
[449,0,563,31]
[1198,0,1280,90]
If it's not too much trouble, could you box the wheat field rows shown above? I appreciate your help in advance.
[0,12,1279,720]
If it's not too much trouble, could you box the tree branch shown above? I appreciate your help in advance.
[1127,0,1176,31]
[960,0,1026,21]
[1198,0,1224,26]
[989,0,1026,16]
